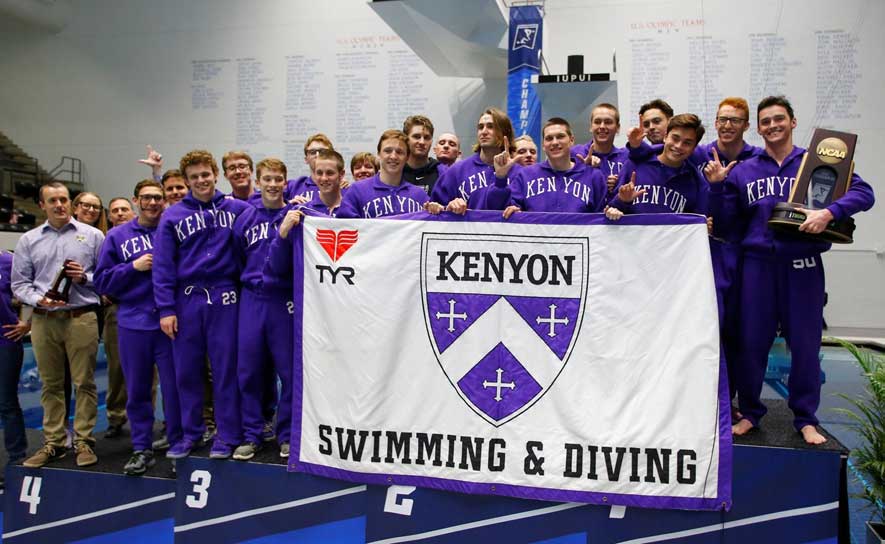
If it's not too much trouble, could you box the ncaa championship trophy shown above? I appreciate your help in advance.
[768,128,858,243]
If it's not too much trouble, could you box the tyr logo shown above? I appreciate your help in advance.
[315,229,358,285]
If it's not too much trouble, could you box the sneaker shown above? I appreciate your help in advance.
[105,423,124,439]
[262,421,275,442]
[74,442,98,467]
[233,442,261,461]
[23,444,67,468]
[209,440,233,459]
[279,442,290,458]
[167,439,195,459]
[123,450,155,476]
[152,435,171,451]
[202,426,217,444]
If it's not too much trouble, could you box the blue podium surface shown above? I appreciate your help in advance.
[1,400,846,543]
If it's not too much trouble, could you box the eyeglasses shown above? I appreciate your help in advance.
[77,203,101,211]
[225,163,251,172]
[138,194,164,202]
[716,116,747,125]
[306,148,327,157]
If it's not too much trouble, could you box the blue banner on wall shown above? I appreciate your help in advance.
[507,5,543,143]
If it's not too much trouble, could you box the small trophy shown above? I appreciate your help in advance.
[44,259,75,303]
[768,128,857,243]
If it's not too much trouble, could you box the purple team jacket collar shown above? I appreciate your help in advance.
[646,153,696,177]
[757,145,806,166]
[128,216,157,233]
[537,158,589,177]
[182,189,229,208]
[369,174,414,193]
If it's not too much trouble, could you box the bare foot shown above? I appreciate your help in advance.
[800,425,827,445]
[730,406,743,422]
[732,419,754,435]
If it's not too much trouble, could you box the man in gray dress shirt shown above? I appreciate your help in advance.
[12,182,105,467]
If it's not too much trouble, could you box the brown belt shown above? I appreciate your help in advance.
[32,305,98,319]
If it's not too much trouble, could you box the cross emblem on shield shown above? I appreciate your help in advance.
[421,233,589,427]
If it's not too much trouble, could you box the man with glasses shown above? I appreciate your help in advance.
[95,180,183,475]
[222,151,255,201]
[706,95,875,445]
[12,182,105,468]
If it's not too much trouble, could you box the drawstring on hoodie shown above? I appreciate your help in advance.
[184,285,212,304]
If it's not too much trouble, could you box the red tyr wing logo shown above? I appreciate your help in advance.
[315,229,359,262]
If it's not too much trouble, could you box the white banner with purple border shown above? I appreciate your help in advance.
[290,211,732,511]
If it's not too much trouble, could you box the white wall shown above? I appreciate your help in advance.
[0,0,882,327]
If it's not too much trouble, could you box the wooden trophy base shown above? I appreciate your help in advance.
[768,202,855,244]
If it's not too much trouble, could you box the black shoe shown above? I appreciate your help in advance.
[106,424,124,439]
[123,450,155,476]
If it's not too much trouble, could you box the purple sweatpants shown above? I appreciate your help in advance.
[118,326,181,451]
[173,285,242,446]
[710,239,741,399]
[238,288,293,444]
[736,253,824,430]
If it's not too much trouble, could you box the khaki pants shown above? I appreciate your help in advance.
[103,305,128,426]
[31,311,99,447]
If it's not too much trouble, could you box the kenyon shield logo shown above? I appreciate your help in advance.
[421,233,588,427]
[316,229,358,262]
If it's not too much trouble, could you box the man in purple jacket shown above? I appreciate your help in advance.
[337,130,444,219]
[606,113,709,217]
[500,118,607,214]
[430,107,518,213]
[153,150,250,459]
[571,103,629,197]
[232,158,292,460]
[95,180,182,475]
[708,96,875,444]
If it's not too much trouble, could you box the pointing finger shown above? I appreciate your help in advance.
[711,146,720,164]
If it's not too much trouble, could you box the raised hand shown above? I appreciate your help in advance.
[703,147,738,183]
[138,145,164,175]
[494,136,518,178]
[617,171,646,203]
[576,142,601,167]
[627,126,645,148]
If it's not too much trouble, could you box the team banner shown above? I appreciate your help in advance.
[507,5,542,143]
[290,212,732,511]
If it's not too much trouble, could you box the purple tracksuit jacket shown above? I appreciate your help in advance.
[608,157,709,215]
[94,218,183,451]
[152,189,250,447]
[337,175,429,219]
[571,142,629,180]
[430,152,519,210]
[233,201,294,445]
[506,160,607,213]
[711,145,875,430]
